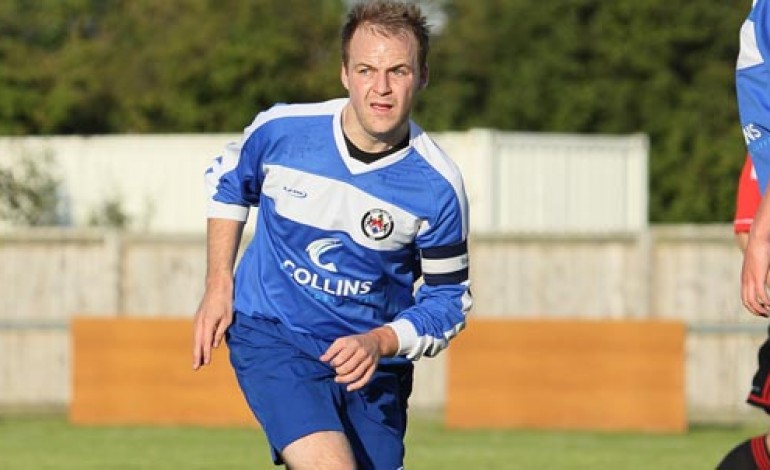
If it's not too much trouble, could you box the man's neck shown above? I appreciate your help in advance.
[343,127,410,165]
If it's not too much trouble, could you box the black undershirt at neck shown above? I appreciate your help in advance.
[343,131,410,165]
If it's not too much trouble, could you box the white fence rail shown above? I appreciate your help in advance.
[0,130,648,235]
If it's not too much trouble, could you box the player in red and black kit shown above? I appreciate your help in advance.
[721,0,770,467]
[734,155,770,412]
[718,153,770,469]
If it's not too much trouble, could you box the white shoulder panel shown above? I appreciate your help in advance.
[737,19,764,70]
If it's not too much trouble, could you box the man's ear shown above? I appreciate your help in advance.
[340,64,350,90]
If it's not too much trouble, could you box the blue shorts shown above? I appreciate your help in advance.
[226,313,414,469]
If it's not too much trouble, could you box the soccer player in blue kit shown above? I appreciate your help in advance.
[192,1,471,469]
[719,0,770,468]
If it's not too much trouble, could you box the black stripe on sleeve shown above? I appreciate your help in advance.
[423,268,469,286]
[421,240,467,260]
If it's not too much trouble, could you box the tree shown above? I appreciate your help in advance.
[0,0,345,134]
[417,0,747,222]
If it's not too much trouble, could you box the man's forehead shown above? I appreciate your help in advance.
[348,27,418,63]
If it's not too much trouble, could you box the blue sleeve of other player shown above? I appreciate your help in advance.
[737,0,770,194]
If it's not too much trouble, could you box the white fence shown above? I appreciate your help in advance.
[440,130,648,233]
[0,130,648,235]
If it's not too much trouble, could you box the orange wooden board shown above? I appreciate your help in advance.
[446,319,686,432]
[70,317,256,427]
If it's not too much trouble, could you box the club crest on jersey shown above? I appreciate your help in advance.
[361,209,394,240]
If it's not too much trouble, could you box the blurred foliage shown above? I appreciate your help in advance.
[87,194,132,229]
[0,0,751,222]
[0,150,61,226]
[418,0,748,223]
[0,0,344,134]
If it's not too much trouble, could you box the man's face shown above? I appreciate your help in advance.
[341,25,426,151]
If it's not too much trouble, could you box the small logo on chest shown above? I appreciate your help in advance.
[361,209,394,240]
[283,186,307,198]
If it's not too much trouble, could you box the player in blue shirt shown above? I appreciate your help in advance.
[720,1,770,468]
[737,0,770,195]
[192,2,471,469]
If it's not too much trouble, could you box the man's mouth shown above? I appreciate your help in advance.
[371,102,394,113]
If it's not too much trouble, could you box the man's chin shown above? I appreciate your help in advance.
[365,121,409,142]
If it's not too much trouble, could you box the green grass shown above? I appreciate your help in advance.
[0,414,765,469]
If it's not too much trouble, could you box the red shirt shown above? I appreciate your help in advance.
[735,154,762,233]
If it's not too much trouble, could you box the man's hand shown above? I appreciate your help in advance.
[320,326,398,391]
[192,282,234,370]
[193,218,243,370]
[742,236,770,317]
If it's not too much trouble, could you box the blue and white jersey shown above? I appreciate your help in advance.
[206,98,472,360]
[737,0,770,193]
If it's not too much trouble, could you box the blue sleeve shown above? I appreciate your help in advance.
[737,0,770,194]
[388,181,472,360]
[205,116,268,220]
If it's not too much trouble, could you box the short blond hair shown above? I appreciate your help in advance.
[341,1,430,75]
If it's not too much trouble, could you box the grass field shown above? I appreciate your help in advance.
[0,413,765,469]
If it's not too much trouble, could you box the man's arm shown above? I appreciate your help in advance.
[738,1,770,315]
[322,238,471,391]
[192,217,245,369]
[742,191,770,316]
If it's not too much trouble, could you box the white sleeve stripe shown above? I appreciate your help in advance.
[207,201,249,221]
[387,319,419,357]
[460,285,473,312]
[421,254,469,274]
[206,141,244,209]
[388,280,473,360]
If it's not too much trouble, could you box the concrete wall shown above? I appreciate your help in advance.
[0,226,762,423]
